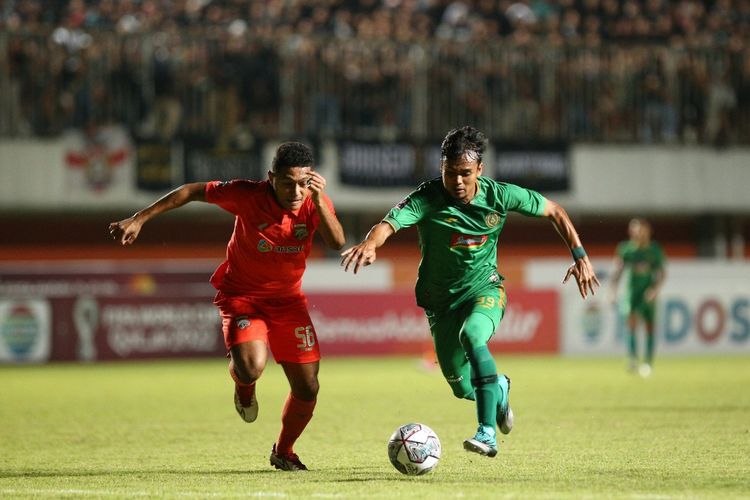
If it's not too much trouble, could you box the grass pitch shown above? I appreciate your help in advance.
[1,356,749,499]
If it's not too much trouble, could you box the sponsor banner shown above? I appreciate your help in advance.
[183,138,264,183]
[309,289,558,356]
[48,296,223,361]
[493,289,559,353]
[0,300,51,363]
[0,261,555,361]
[492,142,569,192]
[338,141,440,187]
[0,261,220,361]
[0,260,395,362]
[136,140,175,191]
[527,259,750,356]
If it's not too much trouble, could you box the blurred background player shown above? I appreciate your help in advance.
[610,218,666,377]
[109,142,345,471]
[341,126,600,458]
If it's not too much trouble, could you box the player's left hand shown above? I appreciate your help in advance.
[340,241,378,274]
[563,257,600,299]
[307,172,327,205]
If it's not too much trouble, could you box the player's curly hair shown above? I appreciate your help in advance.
[440,126,487,164]
[272,142,314,171]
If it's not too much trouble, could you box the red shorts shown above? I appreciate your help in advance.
[214,291,320,364]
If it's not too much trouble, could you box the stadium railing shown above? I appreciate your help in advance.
[1,31,748,145]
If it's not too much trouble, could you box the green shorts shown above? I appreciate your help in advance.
[621,294,656,324]
[424,286,507,397]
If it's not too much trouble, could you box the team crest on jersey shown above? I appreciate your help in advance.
[235,316,251,330]
[294,223,309,240]
[450,234,488,248]
[485,212,500,228]
[257,239,272,253]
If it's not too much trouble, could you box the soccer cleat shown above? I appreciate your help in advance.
[463,425,497,458]
[497,374,513,435]
[270,444,308,471]
[234,385,258,423]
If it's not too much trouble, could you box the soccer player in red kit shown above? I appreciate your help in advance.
[109,142,345,471]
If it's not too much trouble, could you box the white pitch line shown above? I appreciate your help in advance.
[0,489,289,498]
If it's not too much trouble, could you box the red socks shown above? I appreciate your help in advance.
[275,394,316,456]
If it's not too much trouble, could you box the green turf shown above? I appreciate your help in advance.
[1,356,749,499]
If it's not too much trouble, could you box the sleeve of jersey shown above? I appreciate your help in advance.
[616,242,627,259]
[501,183,547,217]
[382,188,429,232]
[204,180,242,215]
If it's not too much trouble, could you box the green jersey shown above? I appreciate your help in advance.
[383,177,546,312]
[616,240,666,296]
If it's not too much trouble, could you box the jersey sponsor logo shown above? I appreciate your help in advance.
[274,245,304,253]
[293,223,309,240]
[485,212,501,228]
[235,316,251,330]
[450,234,488,249]
[257,239,273,253]
[444,217,459,223]
[257,239,304,254]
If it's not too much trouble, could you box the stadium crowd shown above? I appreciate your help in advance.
[1,0,748,144]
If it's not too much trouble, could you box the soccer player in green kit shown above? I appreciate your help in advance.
[609,218,666,377]
[341,126,599,457]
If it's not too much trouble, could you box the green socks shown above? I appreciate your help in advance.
[467,345,499,428]
[645,333,655,365]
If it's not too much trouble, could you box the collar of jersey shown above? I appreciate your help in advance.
[443,177,484,207]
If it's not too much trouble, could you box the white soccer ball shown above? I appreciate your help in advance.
[387,423,441,475]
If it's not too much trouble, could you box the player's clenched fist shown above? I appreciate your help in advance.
[109,216,142,246]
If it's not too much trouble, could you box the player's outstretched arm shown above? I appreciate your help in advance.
[307,171,345,251]
[543,199,600,299]
[108,182,207,245]
[340,222,395,274]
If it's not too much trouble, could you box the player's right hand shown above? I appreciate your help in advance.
[340,242,377,274]
[108,217,142,245]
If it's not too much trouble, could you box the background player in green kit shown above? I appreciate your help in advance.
[341,126,599,458]
[609,218,666,377]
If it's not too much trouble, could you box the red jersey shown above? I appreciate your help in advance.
[205,180,333,298]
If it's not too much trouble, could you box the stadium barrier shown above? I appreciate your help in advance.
[3,32,749,144]
[527,259,750,356]
[0,260,557,363]
[2,136,750,215]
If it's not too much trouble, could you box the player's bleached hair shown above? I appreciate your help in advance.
[630,217,651,229]
[272,142,314,172]
[440,126,488,164]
